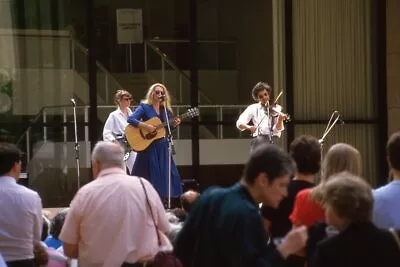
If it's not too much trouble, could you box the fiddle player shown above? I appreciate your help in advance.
[236,81,286,150]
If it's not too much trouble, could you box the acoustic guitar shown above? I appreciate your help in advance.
[125,107,200,152]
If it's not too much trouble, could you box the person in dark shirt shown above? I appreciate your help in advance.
[174,144,308,267]
[261,135,321,238]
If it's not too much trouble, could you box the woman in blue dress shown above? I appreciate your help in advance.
[127,83,182,200]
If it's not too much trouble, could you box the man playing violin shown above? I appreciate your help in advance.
[236,81,286,150]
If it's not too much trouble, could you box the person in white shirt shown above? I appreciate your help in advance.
[0,143,43,267]
[0,253,6,267]
[60,141,172,267]
[103,89,137,174]
[236,81,286,150]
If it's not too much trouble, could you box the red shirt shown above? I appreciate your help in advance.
[290,188,325,227]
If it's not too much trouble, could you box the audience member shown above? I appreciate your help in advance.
[373,131,400,229]
[290,143,362,228]
[261,135,321,238]
[310,172,400,267]
[0,254,6,267]
[174,144,308,267]
[40,215,68,267]
[41,216,50,245]
[45,209,69,249]
[0,143,43,267]
[59,141,172,267]
[180,190,200,213]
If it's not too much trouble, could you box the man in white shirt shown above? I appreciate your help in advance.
[0,143,43,267]
[60,141,172,267]
[236,81,286,150]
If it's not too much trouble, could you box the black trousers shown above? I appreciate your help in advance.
[6,259,35,267]
[251,135,279,151]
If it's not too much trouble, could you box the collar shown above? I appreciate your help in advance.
[232,183,258,208]
[97,167,126,178]
[390,179,400,185]
[117,107,131,116]
[0,175,17,184]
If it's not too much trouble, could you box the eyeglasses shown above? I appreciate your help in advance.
[155,90,164,95]
[122,97,131,101]
[257,93,268,99]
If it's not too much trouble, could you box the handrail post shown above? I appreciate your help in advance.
[218,107,223,139]
[84,106,89,142]
[43,110,47,143]
[63,108,67,142]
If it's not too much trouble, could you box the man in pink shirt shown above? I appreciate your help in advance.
[59,141,172,267]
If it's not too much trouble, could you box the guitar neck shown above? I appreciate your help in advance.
[156,113,190,129]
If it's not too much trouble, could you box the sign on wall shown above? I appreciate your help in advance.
[116,9,143,44]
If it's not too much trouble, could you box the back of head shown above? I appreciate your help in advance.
[92,141,125,170]
[0,142,21,176]
[387,131,400,171]
[243,144,295,184]
[322,143,362,182]
[290,135,321,175]
[321,171,373,223]
[180,190,200,213]
[50,208,69,240]
[42,215,50,241]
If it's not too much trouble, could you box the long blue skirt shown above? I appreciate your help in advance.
[131,138,182,198]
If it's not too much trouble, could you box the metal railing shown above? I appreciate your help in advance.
[71,38,125,104]
[144,40,213,105]
[16,104,248,164]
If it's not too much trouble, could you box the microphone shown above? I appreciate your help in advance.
[70,98,76,107]
[158,94,166,101]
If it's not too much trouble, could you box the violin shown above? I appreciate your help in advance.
[264,90,291,122]
[265,103,291,122]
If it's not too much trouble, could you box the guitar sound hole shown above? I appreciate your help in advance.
[145,131,157,139]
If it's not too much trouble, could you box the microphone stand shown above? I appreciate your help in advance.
[161,96,175,210]
[71,98,81,189]
[319,111,342,175]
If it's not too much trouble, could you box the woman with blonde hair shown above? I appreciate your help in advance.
[290,143,362,228]
[127,83,182,200]
[103,89,137,173]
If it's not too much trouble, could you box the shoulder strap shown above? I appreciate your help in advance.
[389,228,400,250]
[138,177,162,246]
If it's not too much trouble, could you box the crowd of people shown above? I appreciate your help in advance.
[1,82,400,266]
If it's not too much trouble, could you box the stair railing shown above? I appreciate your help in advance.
[71,38,125,104]
[144,40,213,105]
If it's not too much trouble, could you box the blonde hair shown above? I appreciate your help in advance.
[311,143,362,201]
[114,89,132,106]
[142,83,172,112]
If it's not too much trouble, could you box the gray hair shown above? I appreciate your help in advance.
[91,141,125,170]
